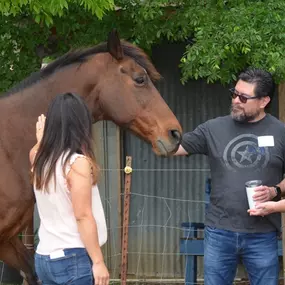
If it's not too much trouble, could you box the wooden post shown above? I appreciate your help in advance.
[278,83,285,284]
[120,156,132,285]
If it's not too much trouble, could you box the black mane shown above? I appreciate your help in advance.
[4,41,160,96]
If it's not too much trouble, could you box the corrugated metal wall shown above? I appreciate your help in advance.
[122,41,279,280]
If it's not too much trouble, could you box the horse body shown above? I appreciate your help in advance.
[0,31,182,284]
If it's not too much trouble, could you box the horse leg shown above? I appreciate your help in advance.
[22,219,35,256]
[22,221,35,285]
[0,236,38,285]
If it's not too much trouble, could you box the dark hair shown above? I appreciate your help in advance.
[32,93,98,191]
[238,68,275,100]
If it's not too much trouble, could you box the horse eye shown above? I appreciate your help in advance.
[120,67,127,74]
[134,76,146,85]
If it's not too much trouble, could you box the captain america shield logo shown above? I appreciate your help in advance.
[223,134,269,171]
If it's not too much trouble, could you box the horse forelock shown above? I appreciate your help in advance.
[3,40,161,97]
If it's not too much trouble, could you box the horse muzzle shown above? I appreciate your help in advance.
[155,129,182,156]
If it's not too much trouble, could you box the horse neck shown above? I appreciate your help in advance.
[0,63,103,153]
[1,64,101,119]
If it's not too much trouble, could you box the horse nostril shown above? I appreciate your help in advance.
[168,130,182,144]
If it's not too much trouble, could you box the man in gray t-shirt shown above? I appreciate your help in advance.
[175,68,285,285]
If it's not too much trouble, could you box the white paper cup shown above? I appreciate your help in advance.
[245,180,262,209]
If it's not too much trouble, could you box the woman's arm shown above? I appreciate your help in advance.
[29,142,40,165]
[68,157,109,285]
[29,114,46,165]
[248,200,285,216]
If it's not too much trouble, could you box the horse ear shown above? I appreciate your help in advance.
[107,29,124,61]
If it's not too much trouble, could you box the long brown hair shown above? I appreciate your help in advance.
[32,93,99,192]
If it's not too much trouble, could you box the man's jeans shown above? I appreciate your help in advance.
[204,226,279,285]
[35,248,93,285]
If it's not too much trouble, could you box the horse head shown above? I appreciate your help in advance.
[86,30,182,156]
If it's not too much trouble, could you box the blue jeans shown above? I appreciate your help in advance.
[35,248,93,285]
[204,226,279,285]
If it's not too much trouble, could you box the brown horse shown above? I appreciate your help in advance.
[0,30,182,284]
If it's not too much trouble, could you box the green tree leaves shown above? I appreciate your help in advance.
[0,0,284,93]
[1,0,114,21]
[179,1,285,84]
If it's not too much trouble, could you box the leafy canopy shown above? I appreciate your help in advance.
[0,0,284,93]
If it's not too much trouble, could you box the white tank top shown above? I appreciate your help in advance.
[34,152,107,255]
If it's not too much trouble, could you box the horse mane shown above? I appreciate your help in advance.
[4,41,161,96]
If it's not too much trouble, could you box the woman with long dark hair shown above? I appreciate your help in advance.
[30,93,109,285]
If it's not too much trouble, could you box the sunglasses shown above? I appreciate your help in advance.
[229,88,259,104]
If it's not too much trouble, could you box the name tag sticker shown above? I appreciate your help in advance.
[50,250,65,259]
[258,136,274,147]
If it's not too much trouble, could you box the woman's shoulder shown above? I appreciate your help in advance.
[65,152,92,176]
[69,152,88,166]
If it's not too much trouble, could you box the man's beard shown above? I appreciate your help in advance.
[230,105,260,122]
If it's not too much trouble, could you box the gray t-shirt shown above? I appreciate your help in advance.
[181,114,285,233]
